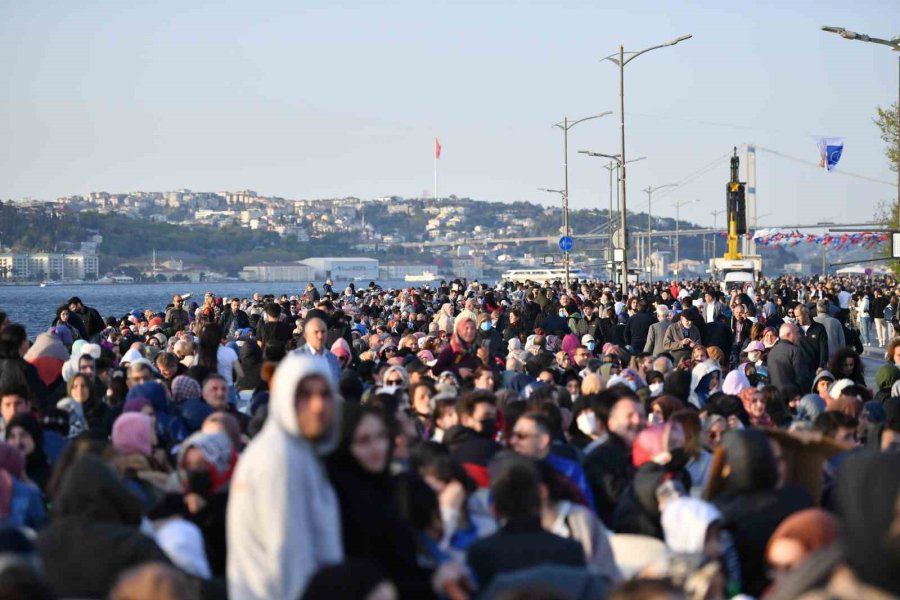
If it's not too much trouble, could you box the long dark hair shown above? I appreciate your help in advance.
[197,323,223,373]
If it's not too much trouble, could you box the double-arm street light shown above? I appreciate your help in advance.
[643,183,677,284]
[602,33,692,291]
[821,26,900,220]
[552,112,613,286]
[673,198,700,281]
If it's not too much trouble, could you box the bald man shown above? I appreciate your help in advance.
[767,323,812,392]
[292,317,342,384]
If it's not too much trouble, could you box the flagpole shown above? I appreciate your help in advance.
[434,153,438,200]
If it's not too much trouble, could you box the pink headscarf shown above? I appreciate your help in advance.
[561,334,581,362]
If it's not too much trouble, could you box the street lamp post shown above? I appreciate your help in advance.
[553,113,612,286]
[822,26,900,223]
[579,151,646,285]
[643,183,677,284]
[602,34,692,291]
[673,198,700,281]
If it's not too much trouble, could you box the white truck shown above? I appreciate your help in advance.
[709,256,762,292]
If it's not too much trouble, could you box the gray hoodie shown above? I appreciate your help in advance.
[227,353,344,600]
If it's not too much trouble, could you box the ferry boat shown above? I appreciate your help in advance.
[39,281,63,287]
[500,267,593,284]
[404,271,439,283]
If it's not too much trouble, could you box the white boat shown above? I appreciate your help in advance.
[501,267,592,284]
[404,271,439,283]
[39,281,62,287]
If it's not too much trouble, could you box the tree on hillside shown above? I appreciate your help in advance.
[874,100,899,269]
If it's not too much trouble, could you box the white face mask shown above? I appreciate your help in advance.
[576,411,597,437]
[649,382,664,397]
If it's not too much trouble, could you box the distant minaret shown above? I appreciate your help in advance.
[152,248,157,276]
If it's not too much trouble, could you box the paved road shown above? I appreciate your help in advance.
[862,346,886,389]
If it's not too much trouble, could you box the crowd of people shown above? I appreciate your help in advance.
[0,274,897,600]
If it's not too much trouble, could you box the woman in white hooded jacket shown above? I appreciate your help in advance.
[227,354,344,600]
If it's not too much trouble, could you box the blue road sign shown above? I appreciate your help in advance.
[559,235,574,252]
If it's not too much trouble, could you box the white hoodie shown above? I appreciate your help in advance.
[227,354,344,600]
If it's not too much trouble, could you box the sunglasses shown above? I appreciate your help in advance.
[385,378,404,385]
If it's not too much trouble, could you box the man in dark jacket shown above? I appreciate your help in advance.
[255,303,293,349]
[767,323,813,392]
[443,391,501,488]
[794,304,829,371]
[219,298,250,339]
[466,455,585,588]
[702,314,735,359]
[583,390,645,527]
[624,299,656,353]
[67,297,105,340]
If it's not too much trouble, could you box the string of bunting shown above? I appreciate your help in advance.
[710,228,888,250]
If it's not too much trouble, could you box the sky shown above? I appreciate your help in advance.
[0,0,897,228]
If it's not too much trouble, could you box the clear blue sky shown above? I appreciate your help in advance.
[1,0,897,227]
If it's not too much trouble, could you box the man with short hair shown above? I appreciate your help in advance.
[510,412,594,509]
[794,304,829,371]
[583,390,646,527]
[293,318,341,384]
[644,305,671,356]
[155,352,186,386]
[624,299,655,353]
[442,391,501,488]
[165,295,191,332]
[68,297,105,340]
[814,298,846,357]
[220,298,250,339]
[768,323,813,392]
[0,385,31,438]
[203,374,249,432]
[256,303,293,349]
[466,455,585,588]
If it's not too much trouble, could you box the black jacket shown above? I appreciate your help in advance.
[36,455,170,599]
[466,516,585,588]
[444,425,501,469]
[767,339,812,392]
[76,306,106,340]
[624,312,656,351]
[219,308,250,335]
[797,321,829,371]
[583,433,634,528]
[702,320,734,355]
[613,463,692,538]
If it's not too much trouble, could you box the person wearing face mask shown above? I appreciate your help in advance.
[442,391,501,488]
[152,431,236,577]
[646,371,666,399]
[475,313,503,360]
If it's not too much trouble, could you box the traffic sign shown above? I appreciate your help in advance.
[558,235,574,252]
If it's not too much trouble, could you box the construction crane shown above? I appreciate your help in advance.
[711,147,761,288]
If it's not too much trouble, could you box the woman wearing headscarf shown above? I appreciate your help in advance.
[739,387,775,429]
[326,403,437,598]
[236,336,263,393]
[5,412,52,493]
[36,453,170,598]
[57,373,112,438]
[704,429,813,597]
[24,331,69,407]
[152,431,236,577]
[432,315,480,380]
[765,508,839,589]
[436,303,455,334]
[648,395,686,425]
[688,359,723,409]
[125,380,188,449]
[0,441,46,530]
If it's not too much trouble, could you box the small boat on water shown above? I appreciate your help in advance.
[39,281,62,287]
[404,271,439,283]
[501,267,594,283]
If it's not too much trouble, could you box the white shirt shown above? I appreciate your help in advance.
[838,290,852,309]
[193,345,240,386]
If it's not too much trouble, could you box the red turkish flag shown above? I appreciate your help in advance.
[435,137,441,160]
